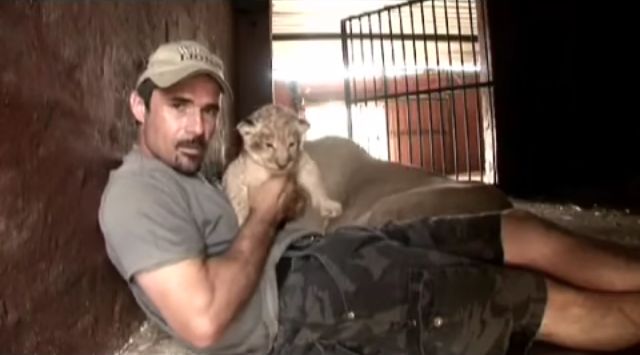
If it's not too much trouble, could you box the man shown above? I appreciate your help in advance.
[99,40,640,355]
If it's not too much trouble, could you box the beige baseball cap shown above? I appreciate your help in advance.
[136,40,233,100]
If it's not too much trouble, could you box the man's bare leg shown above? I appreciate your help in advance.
[538,279,640,351]
[501,209,640,292]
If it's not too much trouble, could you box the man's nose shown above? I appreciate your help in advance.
[185,111,205,136]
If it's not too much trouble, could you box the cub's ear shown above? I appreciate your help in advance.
[297,119,310,134]
[237,119,256,138]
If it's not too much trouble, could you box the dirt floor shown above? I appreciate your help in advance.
[110,200,640,355]
[514,200,640,247]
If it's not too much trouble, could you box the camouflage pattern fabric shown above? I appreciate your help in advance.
[271,213,547,355]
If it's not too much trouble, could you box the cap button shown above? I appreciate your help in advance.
[344,311,356,320]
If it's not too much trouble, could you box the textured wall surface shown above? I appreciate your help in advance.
[0,1,234,354]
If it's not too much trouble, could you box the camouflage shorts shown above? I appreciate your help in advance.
[272,212,547,355]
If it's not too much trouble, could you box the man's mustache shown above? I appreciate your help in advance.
[176,138,207,151]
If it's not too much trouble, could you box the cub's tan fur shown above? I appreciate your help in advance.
[222,104,342,225]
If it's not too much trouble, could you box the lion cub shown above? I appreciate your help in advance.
[222,104,342,225]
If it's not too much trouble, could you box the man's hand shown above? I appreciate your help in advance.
[249,175,301,225]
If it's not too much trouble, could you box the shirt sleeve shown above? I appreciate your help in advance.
[99,174,205,281]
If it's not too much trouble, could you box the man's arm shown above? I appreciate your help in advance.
[135,175,295,349]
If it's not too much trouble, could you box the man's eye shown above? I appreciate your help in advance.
[203,107,219,117]
[172,102,187,110]
[265,143,274,149]
[288,142,295,148]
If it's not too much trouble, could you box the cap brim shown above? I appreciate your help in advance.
[142,64,234,101]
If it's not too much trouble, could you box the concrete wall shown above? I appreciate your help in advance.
[0,1,234,353]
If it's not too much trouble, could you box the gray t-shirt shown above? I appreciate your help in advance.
[99,146,314,354]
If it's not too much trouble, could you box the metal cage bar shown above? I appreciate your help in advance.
[341,0,496,182]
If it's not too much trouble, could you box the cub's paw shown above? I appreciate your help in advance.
[319,200,343,219]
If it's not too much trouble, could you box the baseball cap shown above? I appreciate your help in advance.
[136,40,233,100]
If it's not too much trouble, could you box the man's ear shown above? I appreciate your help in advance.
[129,91,147,124]
[237,119,256,138]
[297,119,310,135]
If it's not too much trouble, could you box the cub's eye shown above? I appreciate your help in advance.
[265,143,274,149]
[288,142,296,148]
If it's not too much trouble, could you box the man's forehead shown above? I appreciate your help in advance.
[161,75,222,98]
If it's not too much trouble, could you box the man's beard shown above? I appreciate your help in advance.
[174,156,202,174]
[174,137,208,174]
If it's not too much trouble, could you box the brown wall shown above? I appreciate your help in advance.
[346,73,484,175]
[0,1,234,354]
[386,87,483,175]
